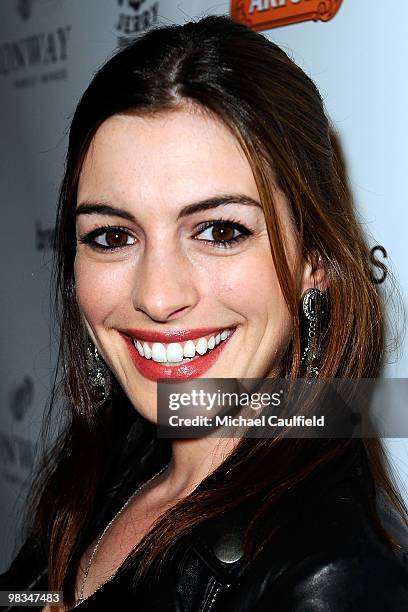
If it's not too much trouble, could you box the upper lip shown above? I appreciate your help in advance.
[120,327,233,343]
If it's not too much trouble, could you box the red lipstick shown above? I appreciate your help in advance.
[120,330,235,382]
[120,327,227,343]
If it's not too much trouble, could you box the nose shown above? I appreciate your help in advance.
[131,244,200,323]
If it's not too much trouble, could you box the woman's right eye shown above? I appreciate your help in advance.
[79,227,136,251]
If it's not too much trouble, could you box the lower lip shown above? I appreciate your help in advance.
[121,331,235,381]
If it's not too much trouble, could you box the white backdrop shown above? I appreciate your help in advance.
[1,0,407,571]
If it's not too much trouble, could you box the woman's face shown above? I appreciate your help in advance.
[75,108,310,421]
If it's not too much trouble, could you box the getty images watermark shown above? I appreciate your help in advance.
[166,386,324,429]
[156,378,408,439]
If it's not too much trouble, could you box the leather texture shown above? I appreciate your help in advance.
[1,447,408,611]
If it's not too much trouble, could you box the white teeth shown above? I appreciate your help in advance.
[134,329,232,363]
[166,343,184,362]
[183,340,196,358]
[195,337,208,355]
[151,343,167,362]
[143,342,152,359]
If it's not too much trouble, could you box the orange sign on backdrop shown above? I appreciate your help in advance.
[231,0,343,32]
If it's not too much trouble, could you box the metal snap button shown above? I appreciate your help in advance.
[213,532,243,564]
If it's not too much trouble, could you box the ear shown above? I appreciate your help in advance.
[300,250,329,294]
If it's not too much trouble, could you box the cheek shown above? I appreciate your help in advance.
[204,248,285,317]
[74,255,131,323]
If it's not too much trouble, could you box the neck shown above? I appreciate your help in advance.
[152,436,240,501]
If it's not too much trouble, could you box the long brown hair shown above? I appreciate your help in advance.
[23,15,407,608]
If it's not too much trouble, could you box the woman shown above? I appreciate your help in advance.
[1,14,408,611]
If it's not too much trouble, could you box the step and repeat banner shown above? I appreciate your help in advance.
[1,0,407,569]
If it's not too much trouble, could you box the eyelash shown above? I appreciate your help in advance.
[78,218,253,252]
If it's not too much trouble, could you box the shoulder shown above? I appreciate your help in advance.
[253,547,408,611]
[248,482,408,611]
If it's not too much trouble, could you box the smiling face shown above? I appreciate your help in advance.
[74,107,309,422]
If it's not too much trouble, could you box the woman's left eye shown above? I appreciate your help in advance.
[194,220,252,248]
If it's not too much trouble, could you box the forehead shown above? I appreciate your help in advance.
[77,108,259,213]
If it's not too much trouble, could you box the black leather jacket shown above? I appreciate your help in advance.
[1,449,408,611]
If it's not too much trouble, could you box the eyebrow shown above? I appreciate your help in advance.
[75,194,262,223]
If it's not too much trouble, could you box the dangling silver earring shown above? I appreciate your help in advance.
[300,288,326,377]
[86,343,112,405]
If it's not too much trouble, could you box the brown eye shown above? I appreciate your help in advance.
[85,228,137,249]
[104,230,129,248]
[195,221,250,247]
[211,226,235,241]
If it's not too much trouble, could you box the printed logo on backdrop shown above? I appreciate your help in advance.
[0,377,36,485]
[16,0,34,20]
[10,377,34,422]
[231,0,343,32]
[15,0,63,21]
[36,220,55,251]
[0,0,71,89]
[116,0,160,48]
[370,245,388,284]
